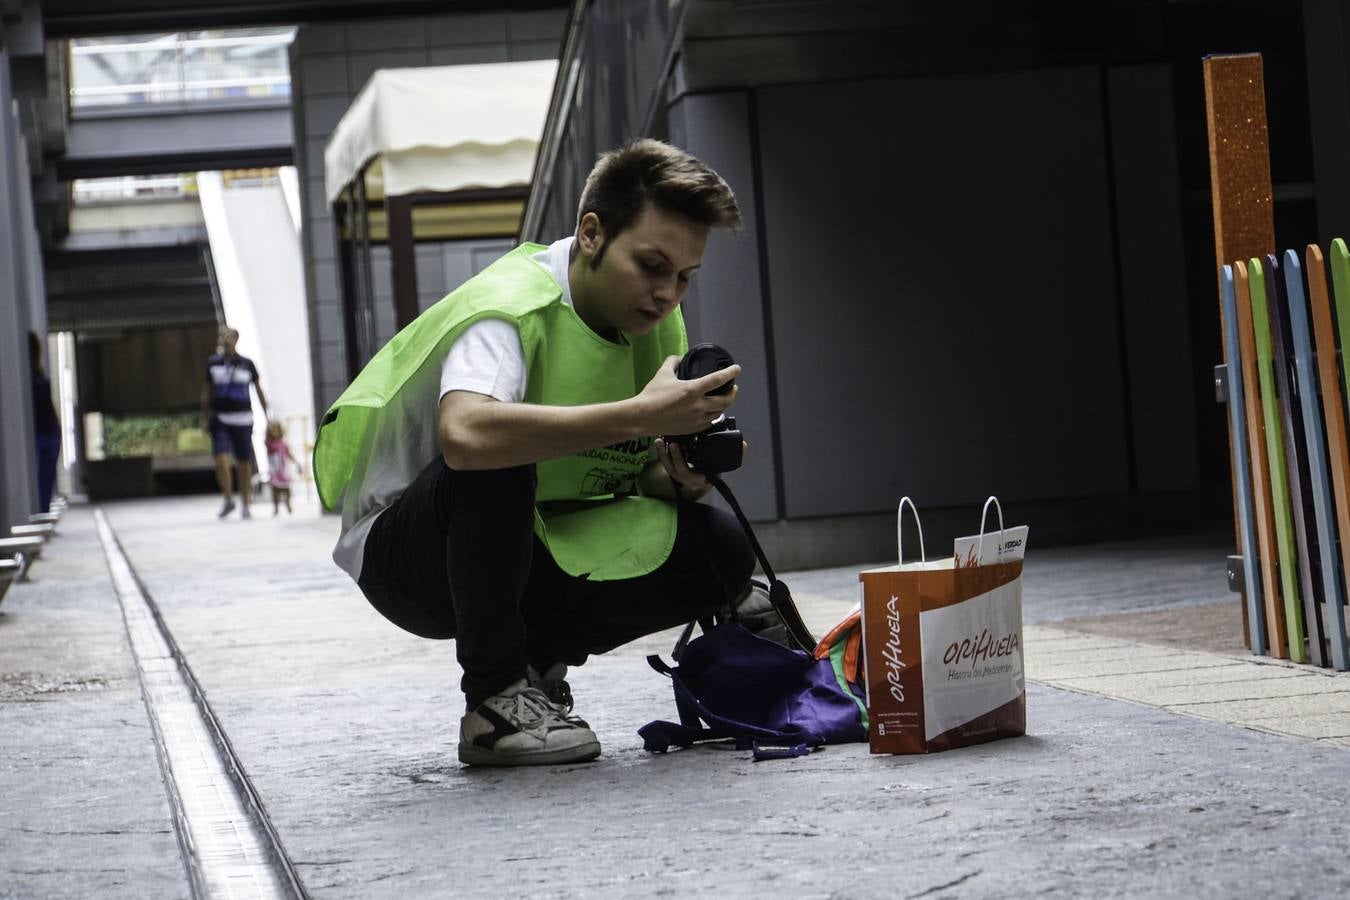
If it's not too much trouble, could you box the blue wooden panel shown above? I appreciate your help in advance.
[1267,254,1326,665]
[1220,265,1268,655]
[1284,249,1350,669]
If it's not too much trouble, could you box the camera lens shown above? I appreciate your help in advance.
[677,343,735,396]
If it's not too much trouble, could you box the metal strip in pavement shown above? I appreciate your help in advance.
[94,508,307,900]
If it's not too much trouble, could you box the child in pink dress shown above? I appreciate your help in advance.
[265,419,300,515]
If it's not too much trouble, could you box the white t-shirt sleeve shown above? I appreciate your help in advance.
[439,318,527,404]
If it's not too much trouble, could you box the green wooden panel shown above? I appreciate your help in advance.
[1249,257,1308,661]
[1328,240,1350,418]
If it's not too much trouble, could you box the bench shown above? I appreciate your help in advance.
[0,556,19,607]
[11,523,54,540]
[0,536,43,581]
[29,511,60,535]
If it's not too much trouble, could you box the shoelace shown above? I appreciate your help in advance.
[510,686,560,728]
[531,680,590,727]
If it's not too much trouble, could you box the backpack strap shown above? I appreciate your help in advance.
[645,654,713,738]
[641,651,825,752]
[709,476,816,652]
[640,720,816,759]
[638,719,719,752]
[641,655,720,751]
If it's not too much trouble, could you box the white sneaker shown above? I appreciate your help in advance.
[458,679,600,767]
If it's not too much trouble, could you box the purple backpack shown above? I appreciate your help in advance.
[640,477,867,757]
[640,619,868,757]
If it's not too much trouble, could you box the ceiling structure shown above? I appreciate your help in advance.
[41,0,566,36]
[29,1,567,336]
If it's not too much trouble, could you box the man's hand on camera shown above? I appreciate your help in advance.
[636,356,740,437]
[651,437,750,501]
[654,437,712,501]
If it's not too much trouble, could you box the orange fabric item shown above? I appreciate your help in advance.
[813,608,860,660]
[843,629,862,684]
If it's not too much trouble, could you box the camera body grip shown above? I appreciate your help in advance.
[667,343,743,474]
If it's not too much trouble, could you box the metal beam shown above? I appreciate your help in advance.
[54,224,208,253]
[58,100,292,179]
[42,0,567,37]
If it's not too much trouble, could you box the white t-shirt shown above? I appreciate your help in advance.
[436,236,573,404]
[331,237,575,579]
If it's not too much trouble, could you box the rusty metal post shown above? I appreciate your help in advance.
[1203,53,1279,655]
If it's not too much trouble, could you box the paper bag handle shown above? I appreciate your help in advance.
[897,496,925,564]
[978,496,1005,545]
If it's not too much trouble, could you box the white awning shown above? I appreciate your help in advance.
[323,59,557,206]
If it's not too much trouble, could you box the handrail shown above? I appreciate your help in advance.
[520,0,591,243]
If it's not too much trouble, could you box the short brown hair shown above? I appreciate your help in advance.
[577,139,741,266]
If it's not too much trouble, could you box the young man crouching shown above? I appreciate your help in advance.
[316,140,754,766]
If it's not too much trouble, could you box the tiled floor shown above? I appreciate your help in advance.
[1026,624,1350,746]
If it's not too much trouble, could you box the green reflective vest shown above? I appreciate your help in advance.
[314,242,687,580]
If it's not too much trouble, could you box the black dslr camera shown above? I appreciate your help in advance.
[666,343,743,474]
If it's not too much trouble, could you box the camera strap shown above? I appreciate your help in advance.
[709,475,817,653]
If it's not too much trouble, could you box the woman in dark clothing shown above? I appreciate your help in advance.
[29,332,60,512]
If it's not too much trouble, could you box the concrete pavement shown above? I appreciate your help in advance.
[3,497,1349,898]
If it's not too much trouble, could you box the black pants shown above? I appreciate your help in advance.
[357,458,755,708]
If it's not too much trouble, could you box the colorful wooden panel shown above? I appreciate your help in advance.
[1312,242,1350,668]
[1283,250,1344,667]
[1234,260,1288,657]
[1266,255,1325,664]
[1249,257,1308,661]
[1330,240,1350,421]
[1220,265,1268,655]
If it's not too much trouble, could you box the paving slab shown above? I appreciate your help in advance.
[1028,626,1350,744]
[1029,653,1240,681]
[1049,661,1308,689]
[1237,712,1350,739]
[1169,690,1350,721]
[1028,644,1194,664]
[1086,672,1343,706]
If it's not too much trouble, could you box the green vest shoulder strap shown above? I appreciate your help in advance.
[313,243,555,509]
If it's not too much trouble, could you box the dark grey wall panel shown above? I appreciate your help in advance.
[526,0,689,243]
[1107,65,1199,494]
[758,68,1130,518]
[668,89,778,520]
[0,49,38,524]
[415,237,515,313]
[371,244,397,348]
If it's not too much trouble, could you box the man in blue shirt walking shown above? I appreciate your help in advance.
[201,326,269,519]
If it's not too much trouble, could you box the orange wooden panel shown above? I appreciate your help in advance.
[1306,244,1350,634]
[1234,260,1288,657]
